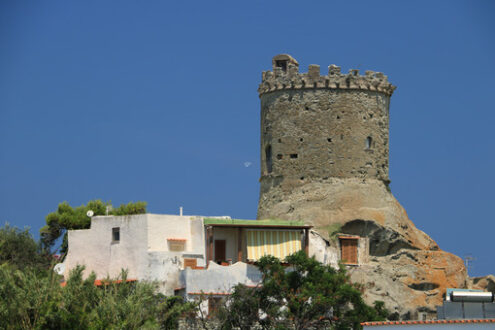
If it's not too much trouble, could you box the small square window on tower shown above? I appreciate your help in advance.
[339,236,359,265]
[112,227,120,243]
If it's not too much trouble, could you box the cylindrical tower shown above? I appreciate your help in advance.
[257,54,396,220]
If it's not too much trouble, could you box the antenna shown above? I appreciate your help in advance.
[464,254,475,275]
[179,206,183,216]
[86,210,94,217]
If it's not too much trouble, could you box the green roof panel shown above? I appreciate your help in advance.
[203,218,307,227]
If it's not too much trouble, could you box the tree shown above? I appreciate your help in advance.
[40,200,147,254]
[0,224,52,271]
[0,264,195,329]
[216,251,388,330]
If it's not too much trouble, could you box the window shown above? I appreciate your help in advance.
[275,60,288,72]
[366,136,372,149]
[112,227,120,243]
[208,297,222,316]
[183,258,197,269]
[168,238,186,251]
[265,145,273,173]
[339,237,358,264]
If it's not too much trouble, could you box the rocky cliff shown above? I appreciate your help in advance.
[258,177,468,319]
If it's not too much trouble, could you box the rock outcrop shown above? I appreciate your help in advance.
[469,275,495,293]
[259,177,468,319]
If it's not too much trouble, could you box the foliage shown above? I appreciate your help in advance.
[0,224,52,271]
[215,284,261,330]
[157,295,197,329]
[40,200,147,253]
[215,251,388,330]
[0,263,194,330]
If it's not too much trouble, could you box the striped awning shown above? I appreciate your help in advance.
[246,230,302,261]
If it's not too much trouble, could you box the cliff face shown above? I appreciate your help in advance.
[258,177,468,319]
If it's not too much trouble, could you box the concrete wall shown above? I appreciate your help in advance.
[65,214,149,280]
[147,214,192,251]
[64,214,208,295]
[180,261,262,295]
[308,230,339,267]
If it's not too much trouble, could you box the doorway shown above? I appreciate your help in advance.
[214,240,226,264]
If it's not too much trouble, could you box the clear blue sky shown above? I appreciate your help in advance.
[1,1,494,276]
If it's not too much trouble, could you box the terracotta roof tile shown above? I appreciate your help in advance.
[362,319,495,326]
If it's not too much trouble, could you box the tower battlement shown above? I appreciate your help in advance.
[258,54,396,97]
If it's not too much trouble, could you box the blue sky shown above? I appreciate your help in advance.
[1,1,494,276]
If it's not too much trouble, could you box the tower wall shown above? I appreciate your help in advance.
[258,55,396,219]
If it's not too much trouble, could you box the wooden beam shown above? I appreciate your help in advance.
[237,228,243,262]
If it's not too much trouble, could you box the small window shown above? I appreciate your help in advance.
[275,60,288,72]
[265,145,273,173]
[339,237,358,264]
[366,136,372,149]
[276,154,283,160]
[208,297,222,316]
[112,227,120,243]
[183,258,197,269]
[290,154,298,159]
[168,238,186,251]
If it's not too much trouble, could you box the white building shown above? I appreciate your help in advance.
[63,214,317,296]
[62,213,379,315]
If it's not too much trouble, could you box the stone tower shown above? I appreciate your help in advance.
[257,54,396,224]
[256,55,468,319]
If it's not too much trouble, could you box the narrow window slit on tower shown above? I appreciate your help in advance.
[366,136,372,149]
[290,154,298,159]
[265,145,273,173]
[327,138,332,142]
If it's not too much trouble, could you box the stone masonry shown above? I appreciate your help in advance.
[256,55,467,319]
[258,54,394,220]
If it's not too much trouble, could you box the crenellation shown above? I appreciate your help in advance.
[258,59,396,97]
